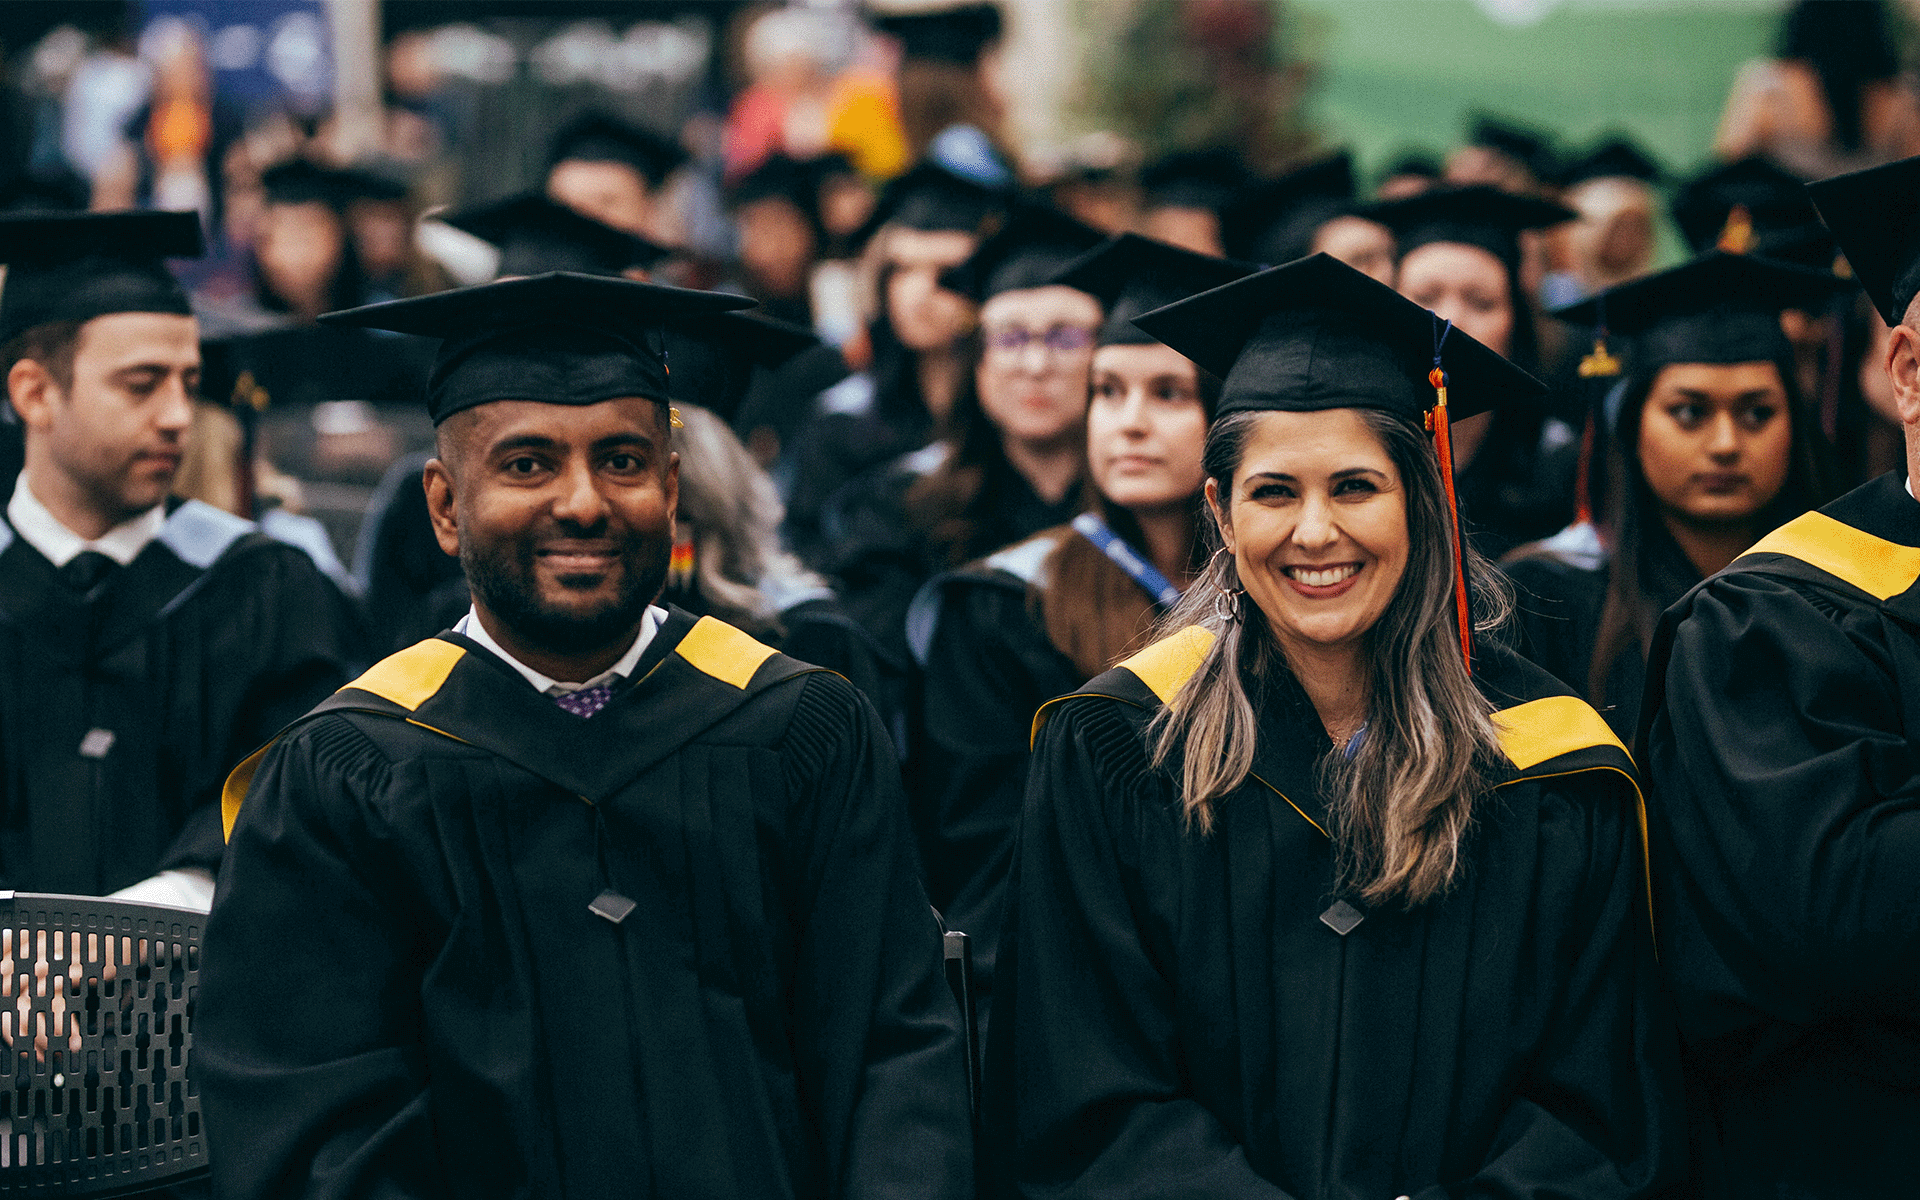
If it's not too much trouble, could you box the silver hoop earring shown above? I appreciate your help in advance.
[1213,585,1243,624]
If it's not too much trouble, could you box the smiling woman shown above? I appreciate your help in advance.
[984,253,1686,1200]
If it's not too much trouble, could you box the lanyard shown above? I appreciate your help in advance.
[1071,512,1183,609]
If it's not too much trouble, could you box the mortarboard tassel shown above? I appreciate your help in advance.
[1573,296,1620,528]
[1424,318,1473,672]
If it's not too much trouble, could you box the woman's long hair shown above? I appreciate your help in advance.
[671,404,833,637]
[1148,408,1512,908]
[1035,370,1220,678]
[1581,353,1830,701]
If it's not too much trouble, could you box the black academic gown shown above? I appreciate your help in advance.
[198,607,974,1200]
[0,498,356,893]
[1640,470,1920,1199]
[1456,411,1580,561]
[904,529,1082,1024]
[1505,554,1665,740]
[986,628,1684,1200]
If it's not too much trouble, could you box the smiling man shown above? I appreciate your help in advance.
[196,272,973,1200]
[0,210,355,905]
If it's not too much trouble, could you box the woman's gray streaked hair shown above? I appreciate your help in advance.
[1147,408,1513,908]
[671,404,833,637]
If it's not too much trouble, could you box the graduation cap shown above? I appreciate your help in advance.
[849,160,1006,249]
[1806,155,1920,326]
[331,165,411,205]
[937,201,1106,301]
[1552,251,1856,375]
[1555,137,1663,188]
[1671,157,1815,253]
[443,192,671,278]
[1379,151,1443,184]
[1365,184,1574,275]
[1139,148,1251,215]
[548,112,688,190]
[1466,115,1558,181]
[0,210,202,345]
[870,1,1003,65]
[260,159,347,208]
[317,272,754,425]
[728,154,825,232]
[1049,232,1255,348]
[1133,252,1546,667]
[665,310,835,426]
[1219,152,1356,265]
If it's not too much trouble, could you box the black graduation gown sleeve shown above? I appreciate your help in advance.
[1643,569,1920,1192]
[988,693,1681,1200]
[908,578,1079,1015]
[198,715,445,1200]
[199,672,971,1200]
[154,542,363,878]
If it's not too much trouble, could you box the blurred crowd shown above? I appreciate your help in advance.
[0,0,1907,716]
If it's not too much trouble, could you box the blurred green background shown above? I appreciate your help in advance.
[1290,0,1783,182]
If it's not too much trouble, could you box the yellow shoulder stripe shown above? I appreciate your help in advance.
[1738,510,1920,601]
[1492,694,1628,771]
[676,616,778,690]
[348,638,467,711]
[221,742,270,841]
[1118,625,1217,706]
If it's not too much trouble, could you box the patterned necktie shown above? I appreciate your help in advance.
[60,550,117,594]
[552,682,615,719]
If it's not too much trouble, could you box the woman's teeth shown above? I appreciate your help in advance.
[1286,564,1360,587]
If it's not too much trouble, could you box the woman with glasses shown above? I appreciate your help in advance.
[985,254,1684,1200]
[821,203,1107,669]
[905,234,1250,1022]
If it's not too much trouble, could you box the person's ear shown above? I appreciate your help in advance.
[663,450,679,532]
[1204,476,1235,554]
[1888,323,1920,428]
[422,458,461,559]
[8,358,58,431]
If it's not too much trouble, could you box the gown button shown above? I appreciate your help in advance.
[1319,899,1365,936]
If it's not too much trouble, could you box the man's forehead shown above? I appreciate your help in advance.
[469,395,667,443]
[76,311,201,363]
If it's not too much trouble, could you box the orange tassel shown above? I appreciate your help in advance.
[1426,366,1473,672]
[1572,407,1596,528]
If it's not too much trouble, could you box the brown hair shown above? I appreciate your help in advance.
[1035,501,1200,678]
[1148,409,1512,909]
[2,320,87,395]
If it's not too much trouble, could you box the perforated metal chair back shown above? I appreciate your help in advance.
[0,894,206,1196]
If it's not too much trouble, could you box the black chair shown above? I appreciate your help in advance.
[0,894,206,1196]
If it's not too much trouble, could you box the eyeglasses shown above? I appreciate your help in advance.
[983,323,1096,357]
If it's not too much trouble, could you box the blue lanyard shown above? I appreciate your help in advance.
[1071,512,1183,609]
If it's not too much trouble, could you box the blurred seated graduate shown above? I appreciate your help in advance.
[819,201,1104,668]
[1137,147,1250,257]
[1220,151,1395,284]
[986,253,1684,1200]
[0,210,358,907]
[1369,184,1582,558]
[1541,136,1664,306]
[783,160,1007,560]
[1506,252,1842,738]
[443,190,674,282]
[1635,152,1920,1200]
[545,109,689,243]
[199,272,974,1200]
[726,154,829,329]
[905,233,1248,1024]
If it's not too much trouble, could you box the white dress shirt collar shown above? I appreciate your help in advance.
[454,604,665,695]
[6,472,166,568]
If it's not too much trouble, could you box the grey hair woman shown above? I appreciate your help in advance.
[983,253,1684,1200]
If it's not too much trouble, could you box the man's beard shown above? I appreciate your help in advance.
[461,527,669,657]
